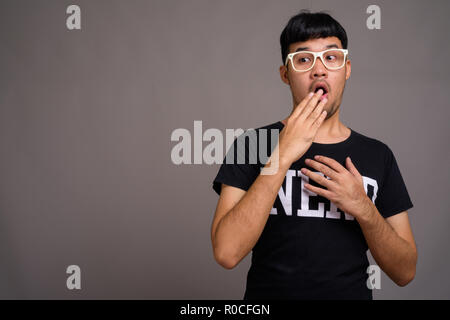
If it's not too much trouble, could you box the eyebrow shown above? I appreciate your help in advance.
[294,44,340,52]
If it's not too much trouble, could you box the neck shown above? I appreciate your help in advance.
[281,107,350,144]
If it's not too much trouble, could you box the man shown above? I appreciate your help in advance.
[211,10,417,300]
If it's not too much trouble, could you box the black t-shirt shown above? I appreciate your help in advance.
[212,120,414,300]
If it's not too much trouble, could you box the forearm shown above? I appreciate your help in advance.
[214,150,291,268]
[356,199,417,286]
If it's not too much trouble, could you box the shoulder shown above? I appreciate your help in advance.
[239,120,283,136]
[351,128,393,158]
[233,120,283,143]
[254,120,283,131]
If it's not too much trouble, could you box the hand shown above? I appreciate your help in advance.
[300,155,373,219]
[278,89,328,166]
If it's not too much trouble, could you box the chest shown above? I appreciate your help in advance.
[268,168,380,221]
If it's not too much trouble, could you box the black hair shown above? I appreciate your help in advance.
[280,10,348,64]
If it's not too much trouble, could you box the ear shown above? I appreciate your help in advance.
[279,65,290,85]
[345,59,351,80]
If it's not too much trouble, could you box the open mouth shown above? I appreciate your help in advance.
[314,85,329,100]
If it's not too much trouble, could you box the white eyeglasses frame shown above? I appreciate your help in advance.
[285,48,349,72]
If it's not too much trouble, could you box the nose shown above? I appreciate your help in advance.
[311,56,328,79]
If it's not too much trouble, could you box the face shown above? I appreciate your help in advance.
[279,36,351,120]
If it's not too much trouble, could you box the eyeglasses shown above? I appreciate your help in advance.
[285,49,349,72]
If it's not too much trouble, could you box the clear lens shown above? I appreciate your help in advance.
[321,49,345,69]
[292,52,315,71]
[291,49,346,71]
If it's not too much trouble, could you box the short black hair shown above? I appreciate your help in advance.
[280,10,348,64]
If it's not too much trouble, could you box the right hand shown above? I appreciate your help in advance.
[278,89,328,165]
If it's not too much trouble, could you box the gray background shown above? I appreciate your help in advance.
[0,0,449,299]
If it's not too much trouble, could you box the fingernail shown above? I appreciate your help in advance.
[308,92,314,97]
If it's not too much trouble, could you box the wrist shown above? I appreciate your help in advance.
[278,154,293,170]
[356,197,376,223]
[270,146,293,170]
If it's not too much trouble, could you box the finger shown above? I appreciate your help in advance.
[290,91,315,118]
[306,95,328,124]
[346,156,361,178]
[313,155,346,173]
[304,158,340,181]
[304,182,334,200]
[299,89,324,120]
[312,109,327,128]
[300,168,337,190]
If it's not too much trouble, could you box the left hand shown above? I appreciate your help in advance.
[300,155,372,219]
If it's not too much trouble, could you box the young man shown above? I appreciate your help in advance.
[211,11,417,300]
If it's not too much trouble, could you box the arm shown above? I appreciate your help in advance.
[356,205,417,286]
[211,155,291,269]
[211,90,328,269]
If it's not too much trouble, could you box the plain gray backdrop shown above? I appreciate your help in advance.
[0,0,449,299]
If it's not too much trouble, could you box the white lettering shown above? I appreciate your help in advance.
[66,5,81,30]
[66,265,81,290]
[269,170,379,221]
[366,5,381,30]
[367,265,381,289]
